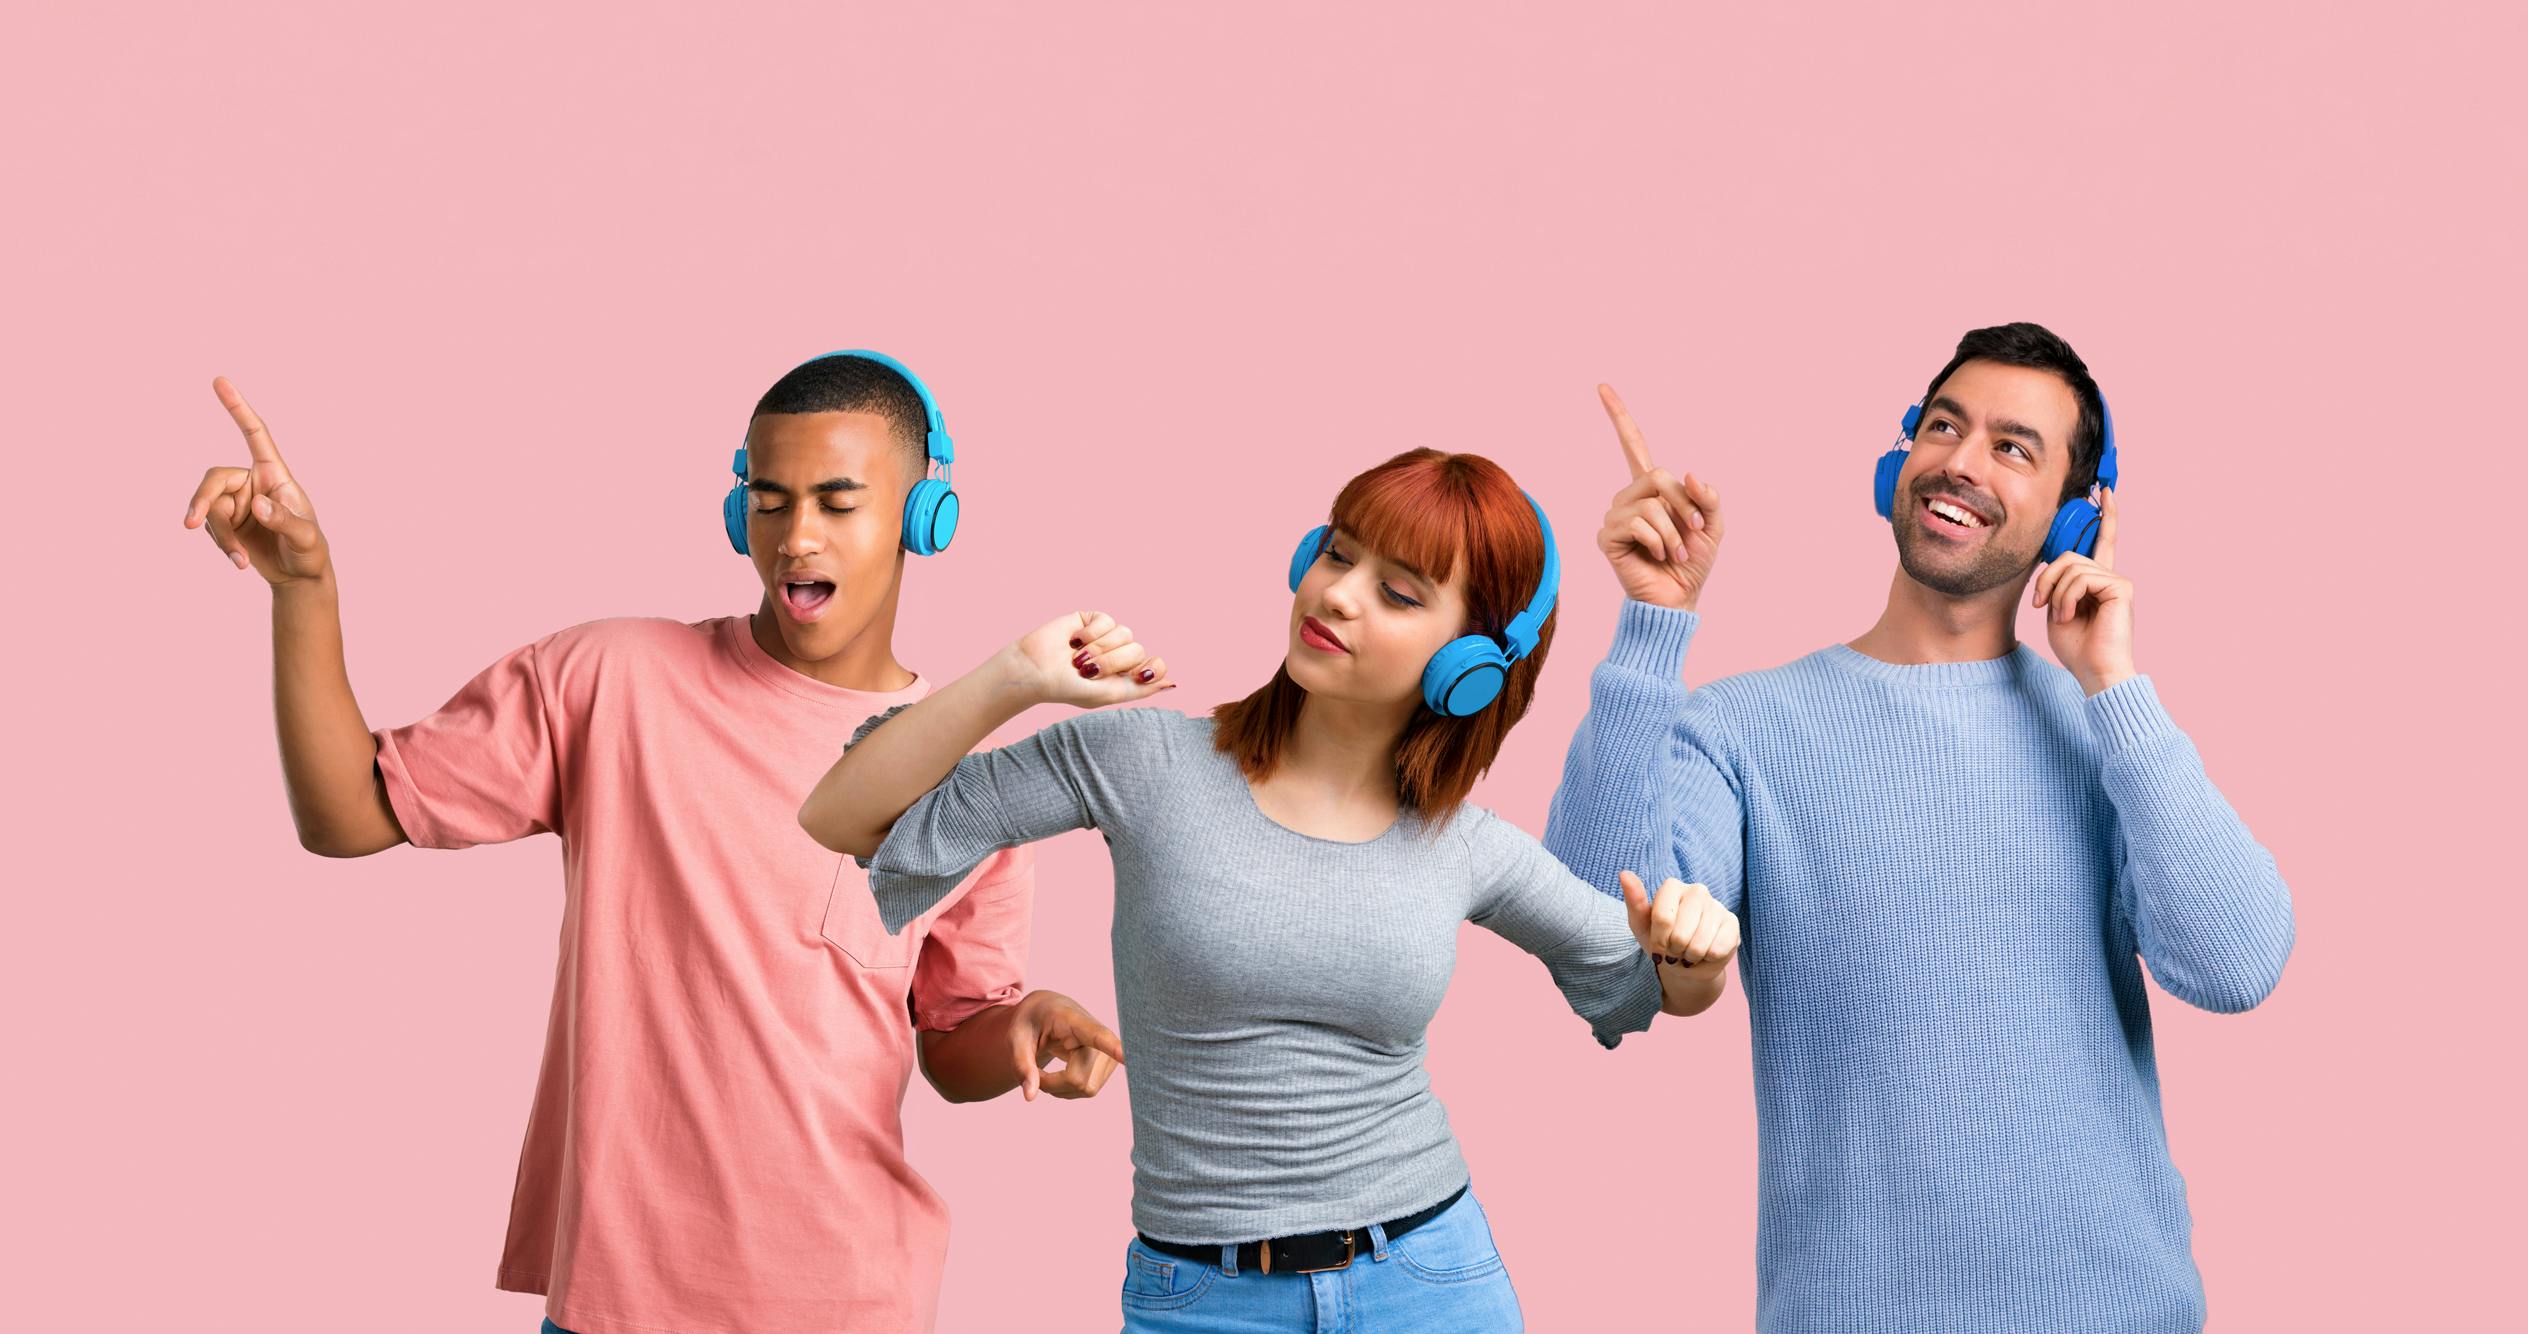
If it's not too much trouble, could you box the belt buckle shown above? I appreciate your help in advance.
[1267,1229,1355,1275]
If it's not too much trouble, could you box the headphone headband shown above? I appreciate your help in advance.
[801,348,954,471]
[1499,493,1559,660]
[725,348,962,557]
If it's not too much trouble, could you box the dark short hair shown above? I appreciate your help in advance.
[751,355,931,466]
[1921,323,2106,504]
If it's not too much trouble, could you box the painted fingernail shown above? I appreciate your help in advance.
[1137,669,1154,683]
[1081,663,1100,678]
[1072,650,1091,667]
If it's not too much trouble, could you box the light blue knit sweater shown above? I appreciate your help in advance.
[1544,601,2294,1333]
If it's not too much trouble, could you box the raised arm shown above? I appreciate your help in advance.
[798,611,1173,858]
[182,377,404,858]
[1543,383,1745,907]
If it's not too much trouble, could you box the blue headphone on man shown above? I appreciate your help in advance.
[724,349,960,557]
[1872,393,2121,562]
[1285,493,1561,717]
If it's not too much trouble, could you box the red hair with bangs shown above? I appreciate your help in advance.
[1212,448,1558,826]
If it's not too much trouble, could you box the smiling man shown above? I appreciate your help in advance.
[1544,324,2296,1331]
[183,351,1123,1334]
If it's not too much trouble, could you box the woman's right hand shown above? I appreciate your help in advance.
[999,611,1177,708]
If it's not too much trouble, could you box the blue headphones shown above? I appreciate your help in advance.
[1285,493,1561,717]
[1872,393,2120,562]
[724,349,960,557]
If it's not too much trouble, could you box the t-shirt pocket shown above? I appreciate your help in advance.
[821,858,920,969]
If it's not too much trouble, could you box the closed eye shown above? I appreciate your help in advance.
[1326,544,1422,608]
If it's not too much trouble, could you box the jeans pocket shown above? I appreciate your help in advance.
[1120,1239,1218,1311]
[1391,1193,1508,1284]
[821,860,918,969]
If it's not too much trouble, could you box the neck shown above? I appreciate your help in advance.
[1848,565,2028,665]
[1280,690,1416,802]
[748,580,916,692]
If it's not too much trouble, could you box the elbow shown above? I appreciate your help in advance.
[2174,939,2294,1015]
[927,1076,988,1105]
[915,1063,968,1103]
[295,820,388,859]
[797,799,876,859]
[2187,968,2283,1015]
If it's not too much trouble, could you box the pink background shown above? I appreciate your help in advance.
[7,3,2517,1329]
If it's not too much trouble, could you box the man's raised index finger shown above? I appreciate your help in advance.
[1599,384,1654,479]
[214,376,286,465]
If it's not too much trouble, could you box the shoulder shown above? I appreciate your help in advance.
[1032,705,1206,761]
[499,617,723,711]
[1435,802,1540,863]
[1661,655,1806,749]
[532,615,719,671]
[2007,645,2091,706]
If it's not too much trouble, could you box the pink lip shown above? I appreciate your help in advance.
[777,572,837,623]
[1299,615,1349,654]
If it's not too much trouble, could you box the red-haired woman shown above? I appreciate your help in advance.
[801,449,1739,1332]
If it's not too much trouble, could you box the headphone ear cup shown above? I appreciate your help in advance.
[1872,446,1908,521]
[2042,496,2102,563]
[1289,525,1330,593]
[901,479,958,556]
[1423,636,1509,717]
[724,482,750,555]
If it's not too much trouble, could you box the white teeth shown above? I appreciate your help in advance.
[1928,500,1985,528]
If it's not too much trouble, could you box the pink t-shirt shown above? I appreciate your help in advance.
[374,615,1031,1334]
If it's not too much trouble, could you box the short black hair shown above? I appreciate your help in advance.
[1921,323,2106,504]
[751,355,931,466]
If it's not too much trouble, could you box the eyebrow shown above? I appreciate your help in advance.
[748,477,868,496]
[1331,528,1436,590]
[1928,396,2048,456]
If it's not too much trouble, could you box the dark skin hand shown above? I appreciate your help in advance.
[918,989,1125,1102]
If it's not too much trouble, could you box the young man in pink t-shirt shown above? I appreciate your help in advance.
[184,352,1123,1334]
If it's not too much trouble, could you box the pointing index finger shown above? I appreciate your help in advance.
[2093,485,2117,568]
[214,376,287,467]
[1599,384,1654,480]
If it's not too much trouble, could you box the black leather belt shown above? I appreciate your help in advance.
[1135,1183,1469,1275]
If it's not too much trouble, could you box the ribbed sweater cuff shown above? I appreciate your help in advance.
[2084,674,2175,755]
[1605,600,1699,678]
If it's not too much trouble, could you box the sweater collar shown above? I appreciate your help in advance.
[1817,641,2040,689]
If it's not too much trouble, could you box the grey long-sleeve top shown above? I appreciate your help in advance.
[858,707,1660,1244]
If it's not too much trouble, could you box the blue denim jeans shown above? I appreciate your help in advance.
[540,1321,574,1334]
[1119,1189,1522,1332]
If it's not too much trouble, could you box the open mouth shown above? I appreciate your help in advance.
[1299,615,1349,654]
[778,574,837,622]
[1919,494,1992,536]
